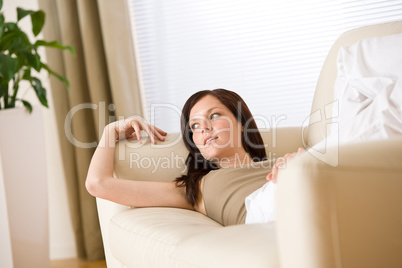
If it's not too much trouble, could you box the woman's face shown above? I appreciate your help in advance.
[189,95,246,162]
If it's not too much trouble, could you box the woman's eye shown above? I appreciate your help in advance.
[191,123,199,130]
[211,113,220,119]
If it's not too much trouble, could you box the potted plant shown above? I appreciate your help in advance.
[0,1,74,267]
[0,1,74,111]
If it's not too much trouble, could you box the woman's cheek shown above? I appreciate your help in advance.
[193,133,203,147]
[194,133,209,150]
[216,120,238,147]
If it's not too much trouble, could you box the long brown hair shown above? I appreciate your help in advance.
[175,89,267,206]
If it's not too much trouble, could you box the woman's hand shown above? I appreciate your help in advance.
[86,116,167,199]
[266,147,305,183]
[108,116,167,144]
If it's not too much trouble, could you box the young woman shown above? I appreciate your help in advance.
[86,89,303,225]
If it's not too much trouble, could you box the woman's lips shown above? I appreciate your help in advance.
[204,136,217,145]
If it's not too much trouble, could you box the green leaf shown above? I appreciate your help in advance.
[0,0,3,11]
[0,53,19,81]
[31,10,45,36]
[24,52,41,71]
[0,31,18,51]
[0,13,4,40]
[5,22,18,31]
[0,80,7,102]
[22,68,31,80]
[2,22,19,47]
[20,99,33,113]
[41,62,70,89]
[17,8,45,37]
[17,8,33,22]
[0,29,31,53]
[35,40,76,56]
[30,77,48,107]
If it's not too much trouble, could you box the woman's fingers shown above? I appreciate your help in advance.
[270,166,278,183]
[153,126,168,136]
[266,172,273,181]
[142,123,165,144]
[267,148,305,183]
[149,125,167,142]
[112,117,166,144]
[145,124,166,144]
[130,120,143,143]
[267,157,284,183]
[130,119,167,144]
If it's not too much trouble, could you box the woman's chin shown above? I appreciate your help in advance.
[201,152,218,162]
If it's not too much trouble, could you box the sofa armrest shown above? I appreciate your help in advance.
[96,198,130,268]
[109,208,279,268]
[276,138,402,268]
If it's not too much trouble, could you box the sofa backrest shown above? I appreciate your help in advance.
[307,20,402,147]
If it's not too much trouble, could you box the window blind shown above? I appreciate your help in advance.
[128,0,402,132]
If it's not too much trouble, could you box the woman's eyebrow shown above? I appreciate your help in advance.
[189,107,220,124]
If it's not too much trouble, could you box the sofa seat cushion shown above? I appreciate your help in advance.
[109,207,279,268]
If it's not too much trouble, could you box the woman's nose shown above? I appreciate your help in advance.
[199,120,212,133]
[201,127,211,134]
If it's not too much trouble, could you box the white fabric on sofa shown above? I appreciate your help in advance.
[245,181,277,224]
[334,32,402,144]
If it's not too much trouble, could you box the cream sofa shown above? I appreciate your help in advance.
[96,21,402,268]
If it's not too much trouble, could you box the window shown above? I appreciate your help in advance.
[128,0,402,132]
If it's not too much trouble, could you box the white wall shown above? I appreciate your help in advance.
[2,0,77,260]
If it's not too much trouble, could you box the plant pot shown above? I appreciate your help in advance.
[0,107,49,268]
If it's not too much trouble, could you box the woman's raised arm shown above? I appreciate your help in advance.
[85,117,194,210]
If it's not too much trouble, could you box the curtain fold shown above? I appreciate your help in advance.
[38,0,144,261]
[97,0,144,117]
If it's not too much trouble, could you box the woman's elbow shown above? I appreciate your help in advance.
[86,176,102,198]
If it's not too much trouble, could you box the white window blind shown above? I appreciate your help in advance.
[128,0,402,133]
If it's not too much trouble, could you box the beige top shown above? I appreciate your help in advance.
[201,160,271,226]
